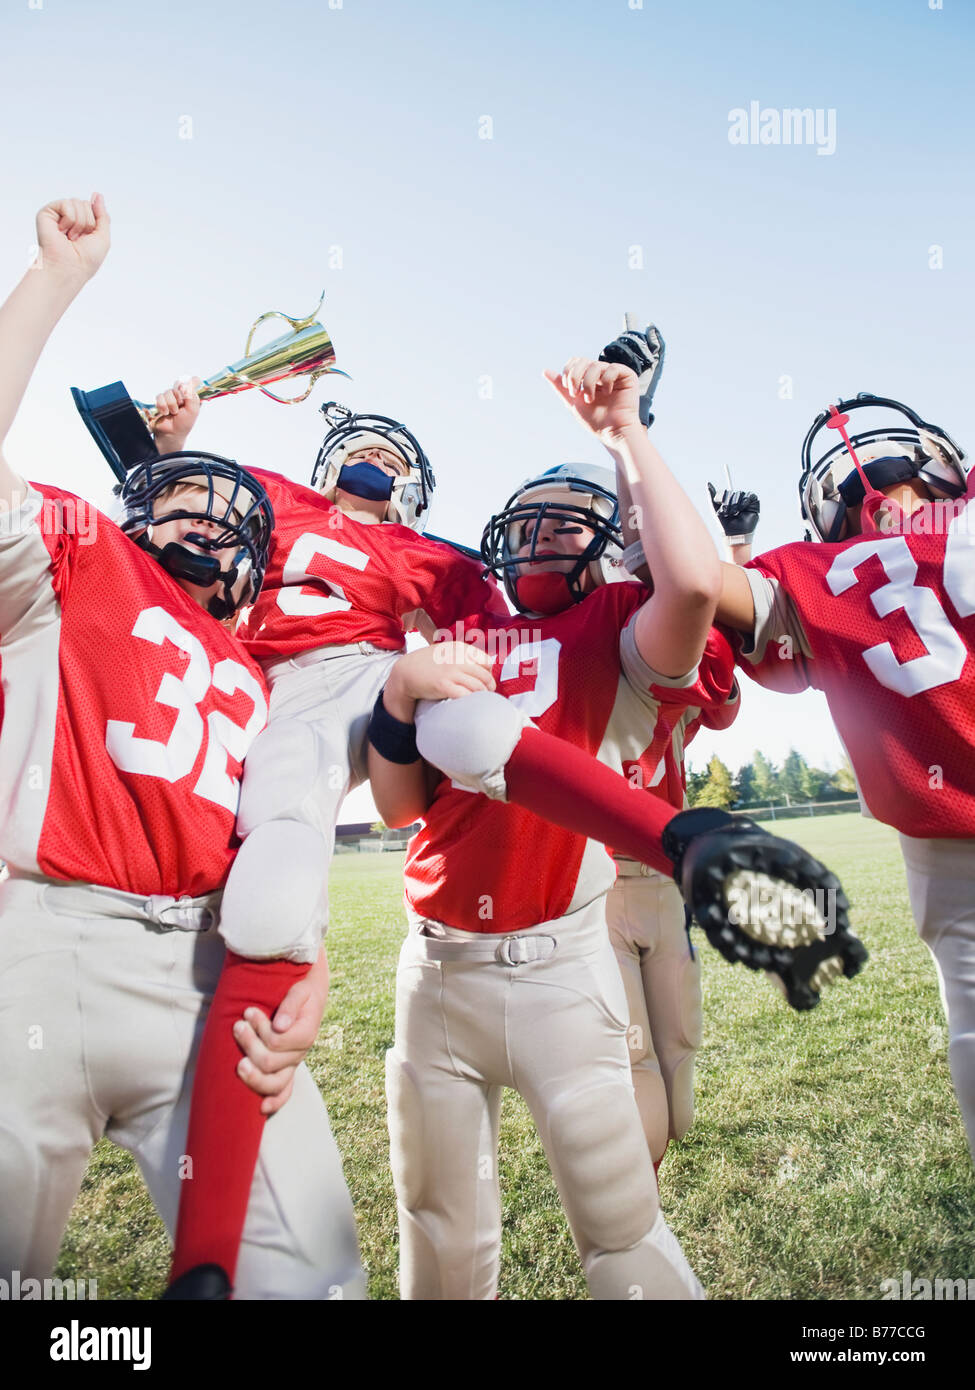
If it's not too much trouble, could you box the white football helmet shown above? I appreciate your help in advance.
[480,462,625,616]
[311,402,435,531]
[799,394,967,542]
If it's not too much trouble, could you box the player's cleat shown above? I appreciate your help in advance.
[662,807,867,1010]
[160,1263,232,1301]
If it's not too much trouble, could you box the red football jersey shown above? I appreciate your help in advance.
[405,583,721,932]
[620,627,739,813]
[737,481,975,837]
[0,484,268,896]
[236,470,508,661]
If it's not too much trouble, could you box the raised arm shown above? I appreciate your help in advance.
[0,195,110,507]
[545,357,722,677]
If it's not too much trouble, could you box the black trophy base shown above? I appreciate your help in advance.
[71,381,158,483]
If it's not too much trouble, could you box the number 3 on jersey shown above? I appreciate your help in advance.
[826,505,975,698]
[105,607,267,812]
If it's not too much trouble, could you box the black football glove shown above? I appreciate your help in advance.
[663,807,867,1011]
[599,322,665,428]
[707,483,761,546]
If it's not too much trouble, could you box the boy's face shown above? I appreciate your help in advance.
[333,445,410,520]
[514,508,597,595]
[149,480,243,605]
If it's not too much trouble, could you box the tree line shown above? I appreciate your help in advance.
[686,749,859,810]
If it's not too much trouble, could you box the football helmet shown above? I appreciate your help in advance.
[480,462,625,617]
[311,401,435,531]
[799,393,967,542]
[118,451,274,621]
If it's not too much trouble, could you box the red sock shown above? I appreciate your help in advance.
[653,1142,669,1180]
[503,727,674,875]
[170,951,311,1286]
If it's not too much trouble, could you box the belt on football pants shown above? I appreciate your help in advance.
[263,640,393,679]
[613,856,668,880]
[5,872,222,933]
[408,896,609,966]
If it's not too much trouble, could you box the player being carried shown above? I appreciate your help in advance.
[150,381,511,1295]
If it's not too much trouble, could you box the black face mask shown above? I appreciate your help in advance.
[336,460,395,502]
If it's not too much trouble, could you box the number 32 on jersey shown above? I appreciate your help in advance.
[105,607,267,812]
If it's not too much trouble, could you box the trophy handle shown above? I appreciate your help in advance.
[244,291,349,404]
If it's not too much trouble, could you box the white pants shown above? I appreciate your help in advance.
[0,875,366,1299]
[900,833,975,1162]
[220,643,397,963]
[606,866,702,1163]
[385,896,704,1301]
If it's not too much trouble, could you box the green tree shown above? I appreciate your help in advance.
[780,749,808,804]
[694,756,736,809]
[831,754,858,795]
[734,762,756,806]
[751,750,779,804]
[685,767,709,806]
[800,762,830,801]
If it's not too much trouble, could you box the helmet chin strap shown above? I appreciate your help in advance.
[826,406,902,535]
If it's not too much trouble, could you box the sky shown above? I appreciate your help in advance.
[1,0,972,821]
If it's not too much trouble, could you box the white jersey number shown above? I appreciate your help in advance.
[499,637,562,718]
[826,534,967,698]
[277,533,370,617]
[105,607,267,811]
[450,638,562,794]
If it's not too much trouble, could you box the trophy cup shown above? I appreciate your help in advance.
[71,293,347,481]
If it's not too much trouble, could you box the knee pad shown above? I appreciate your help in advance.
[546,1081,656,1253]
[415,692,529,801]
[585,1211,705,1301]
[220,823,328,962]
[236,719,348,838]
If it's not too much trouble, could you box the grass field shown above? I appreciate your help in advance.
[55,813,975,1300]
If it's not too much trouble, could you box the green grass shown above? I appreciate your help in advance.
[56,815,975,1299]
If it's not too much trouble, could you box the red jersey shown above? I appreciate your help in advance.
[0,484,268,896]
[620,627,739,814]
[405,583,728,932]
[236,470,508,661]
[736,481,975,837]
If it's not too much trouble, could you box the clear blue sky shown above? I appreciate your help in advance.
[2,0,972,812]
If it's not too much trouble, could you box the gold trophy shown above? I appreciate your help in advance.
[71,293,347,481]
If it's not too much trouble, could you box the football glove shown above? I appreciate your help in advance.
[599,322,665,428]
[663,807,867,1010]
[707,482,761,546]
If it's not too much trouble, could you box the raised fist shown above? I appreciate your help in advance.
[34,194,110,283]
